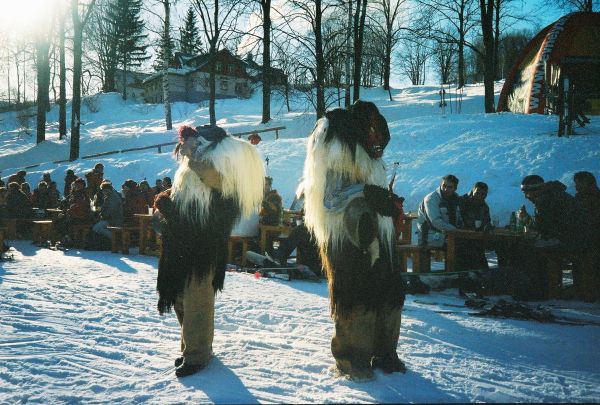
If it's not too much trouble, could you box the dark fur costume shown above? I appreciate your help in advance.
[304,100,406,378]
[155,190,240,315]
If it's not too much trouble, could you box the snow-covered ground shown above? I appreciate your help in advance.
[1,83,599,403]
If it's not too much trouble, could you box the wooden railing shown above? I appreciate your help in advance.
[4,126,286,172]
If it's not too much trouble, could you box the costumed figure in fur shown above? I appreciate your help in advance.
[303,100,406,380]
[154,124,264,377]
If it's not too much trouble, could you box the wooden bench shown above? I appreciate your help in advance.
[228,235,254,266]
[396,244,446,273]
[2,218,17,239]
[70,223,93,248]
[32,220,57,244]
[107,226,139,254]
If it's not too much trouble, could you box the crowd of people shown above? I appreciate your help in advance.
[416,171,600,302]
[0,164,173,249]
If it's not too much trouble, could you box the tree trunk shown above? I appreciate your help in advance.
[480,0,495,113]
[261,0,272,124]
[493,0,500,80]
[315,0,326,118]
[352,0,367,103]
[36,40,51,144]
[59,11,67,139]
[344,0,352,107]
[70,3,83,161]
[383,34,391,91]
[162,0,172,130]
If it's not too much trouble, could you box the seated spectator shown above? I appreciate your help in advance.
[92,181,124,241]
[8,170,27,185]
[64,169,77,197]
[93,163,104,181]
[0,187,10,251]
[273,216,323,277]
[42,172,52,185]
[85,170,102,200]
[162,176,172,190]
[121,179,146,222]
[55,178,92,246]
[6,181,33,238]
[48,181,61,207]
[0,187,8,220]
[20,182,32,202]
[260,177,283,226]
[416,174,463,247]
[574,171,600,301]
[139,180,155,208]
[510,175,593,300]
[6,182,32,218]
[458,182,491,270]
[31,181,54,211]
[153,179,164,195]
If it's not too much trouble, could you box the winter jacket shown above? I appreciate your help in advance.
[31,189,55,210]
[575,186,600,245]
[123,187,147,220]
[417,187,463,246]
[63,174,77,196]
[66,190,92,221]
[260,190,283,225]
[6,189,33,218]
[99,189,124,226]
[531,180,591,253]
[459,192,491,230]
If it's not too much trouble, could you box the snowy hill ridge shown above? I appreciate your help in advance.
[1,83,599,223]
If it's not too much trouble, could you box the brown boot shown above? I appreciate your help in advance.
[372,307,406,374]
[331,306,377,381]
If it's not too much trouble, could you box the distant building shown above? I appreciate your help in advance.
[142,49,254,103]
[243,54,288,87]
[114,69,151,100]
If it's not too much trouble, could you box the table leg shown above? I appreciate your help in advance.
[446,234,456,273]
[139,221,147,255]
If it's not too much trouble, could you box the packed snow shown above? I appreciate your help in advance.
[1,84,599,403]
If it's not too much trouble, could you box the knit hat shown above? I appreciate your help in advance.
[521,175,545,191]
[100,181,113,190]
[73,178,86,187]
[122,179,137,189]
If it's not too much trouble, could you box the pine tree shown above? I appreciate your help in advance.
[105,0,150,100]
[179,6,203,55]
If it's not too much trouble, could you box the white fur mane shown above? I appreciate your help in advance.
[172,136,265,225]
[303,118,395,255]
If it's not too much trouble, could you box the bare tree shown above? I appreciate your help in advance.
[432,36,456,84]
[419,0,479,88]
[70,0,97,161]
[278,0,335,118]
[397,37,431,85]
[59,7,68,139]
[479,0,494,112]
[159,0,175,130]
[370,0,410,93]
[552,0,595,11]
[352,0,367,102]
[192,0,244,125]
[35,29,52,143]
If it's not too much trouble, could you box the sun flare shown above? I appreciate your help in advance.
[0,0,62,35]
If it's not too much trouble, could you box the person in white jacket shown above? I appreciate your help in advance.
[417,174,463,247]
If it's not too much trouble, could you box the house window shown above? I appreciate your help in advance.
[228,65,235,75]
[216,62,222,72]
[220,80,229,91]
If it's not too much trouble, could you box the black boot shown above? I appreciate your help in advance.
[174,356,183,367]
[175,360,204,377]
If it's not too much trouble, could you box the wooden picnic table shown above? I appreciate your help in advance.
[134,213,155,255]
[259,223,291,254]
[445,228,535,273]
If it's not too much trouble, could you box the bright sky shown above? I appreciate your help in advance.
[0,0,63,36]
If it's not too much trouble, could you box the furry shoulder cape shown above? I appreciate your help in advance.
[303,116,404,316]
[157,135,264,314]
